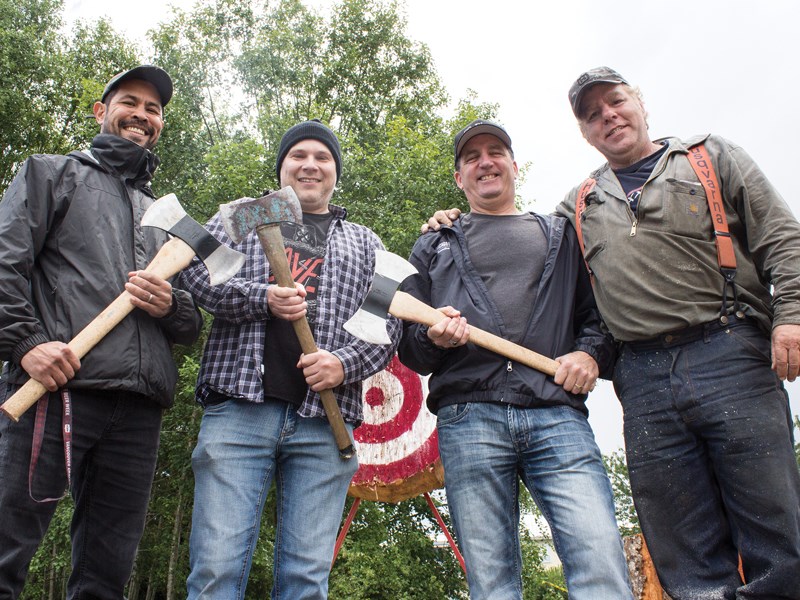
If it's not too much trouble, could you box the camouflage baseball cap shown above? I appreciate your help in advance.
[568,67,628,117]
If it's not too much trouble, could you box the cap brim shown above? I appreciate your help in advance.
[456,124,512,158]
[571,77,627,116]
[102,65,173,107]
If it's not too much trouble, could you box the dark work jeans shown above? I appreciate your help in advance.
[0,385,163,600]
[614,320,800,600]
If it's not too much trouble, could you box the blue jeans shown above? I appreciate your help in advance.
[0,387,162,600]
[436,401,632,600]
[186,400,357,600]
[615,320,800,600]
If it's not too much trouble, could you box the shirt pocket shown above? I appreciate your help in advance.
[578,198,608,264]
[663,177,714,241]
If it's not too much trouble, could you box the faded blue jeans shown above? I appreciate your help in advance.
[186,399,357,600]
[615,319,800,600]
[436,401,632,600]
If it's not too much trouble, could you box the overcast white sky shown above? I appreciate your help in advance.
[64,0,800,452]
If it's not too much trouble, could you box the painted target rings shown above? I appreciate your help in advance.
[349,356,442,502]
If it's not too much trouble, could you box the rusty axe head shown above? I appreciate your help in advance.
[141,194,245,285]
[218,187,302,243]
[344,250,417,345]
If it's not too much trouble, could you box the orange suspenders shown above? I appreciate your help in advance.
[685,144,737,272]
[574,144,741,321]
[574,178,597,282]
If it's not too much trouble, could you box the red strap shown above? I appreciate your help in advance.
[686,144,737,271]
[29,389,72,503]
[424,492,466,574]
[575,178,597,280]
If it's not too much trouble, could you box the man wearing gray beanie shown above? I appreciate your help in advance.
[183,120,400,599]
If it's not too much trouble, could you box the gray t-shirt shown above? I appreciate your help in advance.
[462,212,547,343]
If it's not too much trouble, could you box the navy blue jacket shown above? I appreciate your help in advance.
[397,212,614,415]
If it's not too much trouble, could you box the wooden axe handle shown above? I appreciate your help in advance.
[256,224,355,460]
[0,237,198,422]
[389,291,559,377]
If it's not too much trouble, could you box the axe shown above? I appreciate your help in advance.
[0,194,245,423]
[344,250,559,376]
[219,188,355,460]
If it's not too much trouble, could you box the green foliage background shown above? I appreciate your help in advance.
[5,0,799,598]
[1,0,533,598]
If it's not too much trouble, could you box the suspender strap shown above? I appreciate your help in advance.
[685,144,737,271]
[686,143,741,321]
[575,178,597,282]
[29,389,73,503]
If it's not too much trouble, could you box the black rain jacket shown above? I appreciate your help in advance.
[0,134,202,406]
[397,213,614,415]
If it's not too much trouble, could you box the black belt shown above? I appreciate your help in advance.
[623,316,749,352]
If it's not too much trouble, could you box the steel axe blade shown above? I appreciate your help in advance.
[142,193,245,285]
[1,194,243,424]
[344,250,560,377]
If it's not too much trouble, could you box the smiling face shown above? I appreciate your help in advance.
[578,83,660,169]
[454,133,519,215]
[92,79,164,150]
[279,139,337,214]
[94,79,164,150]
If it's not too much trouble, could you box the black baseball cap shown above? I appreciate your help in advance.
[454,119,512,167]
[568,67,628,117]
[101,65,173,107]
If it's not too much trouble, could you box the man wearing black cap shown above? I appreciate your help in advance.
[558,67,800,599]
[397,120,632,599]
[181,119,399,599]
[0,65,202,597]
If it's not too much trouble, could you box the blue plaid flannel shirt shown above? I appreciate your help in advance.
[180,203,400,424]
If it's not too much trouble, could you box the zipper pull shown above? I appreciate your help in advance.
[507,361,513,372]
[630,219,638,237]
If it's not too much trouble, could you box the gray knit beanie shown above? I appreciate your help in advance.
[275,119,342,183]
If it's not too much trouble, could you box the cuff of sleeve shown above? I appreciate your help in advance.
[332,347,360,385]
[250,284,272,320]
[12,332,51,365]
[574,342,614,380]
[416,325,445,353]
[159,293,179,320]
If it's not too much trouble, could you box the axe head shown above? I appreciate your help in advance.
[142,194,245,286]
[344,250,418,345]
[219,187,302,244]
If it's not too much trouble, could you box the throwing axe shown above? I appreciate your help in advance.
[0,194,245,423]
[344,250,559,376]
[219,188,355,460]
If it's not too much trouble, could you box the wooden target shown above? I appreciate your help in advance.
[349,355,443,503]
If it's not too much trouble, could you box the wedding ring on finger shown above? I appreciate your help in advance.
[147,293,153,303]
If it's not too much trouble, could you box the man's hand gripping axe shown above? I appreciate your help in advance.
[0,194,245,423]
[344,250,559,376]
[219,188,356,460]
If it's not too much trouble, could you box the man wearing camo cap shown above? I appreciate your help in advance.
[559,66,800,599]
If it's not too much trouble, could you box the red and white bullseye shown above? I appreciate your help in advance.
[350,356,441,500]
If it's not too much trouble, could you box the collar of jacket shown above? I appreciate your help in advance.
[87,133,161,189]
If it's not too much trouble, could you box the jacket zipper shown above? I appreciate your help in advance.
[630,144,672,238]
